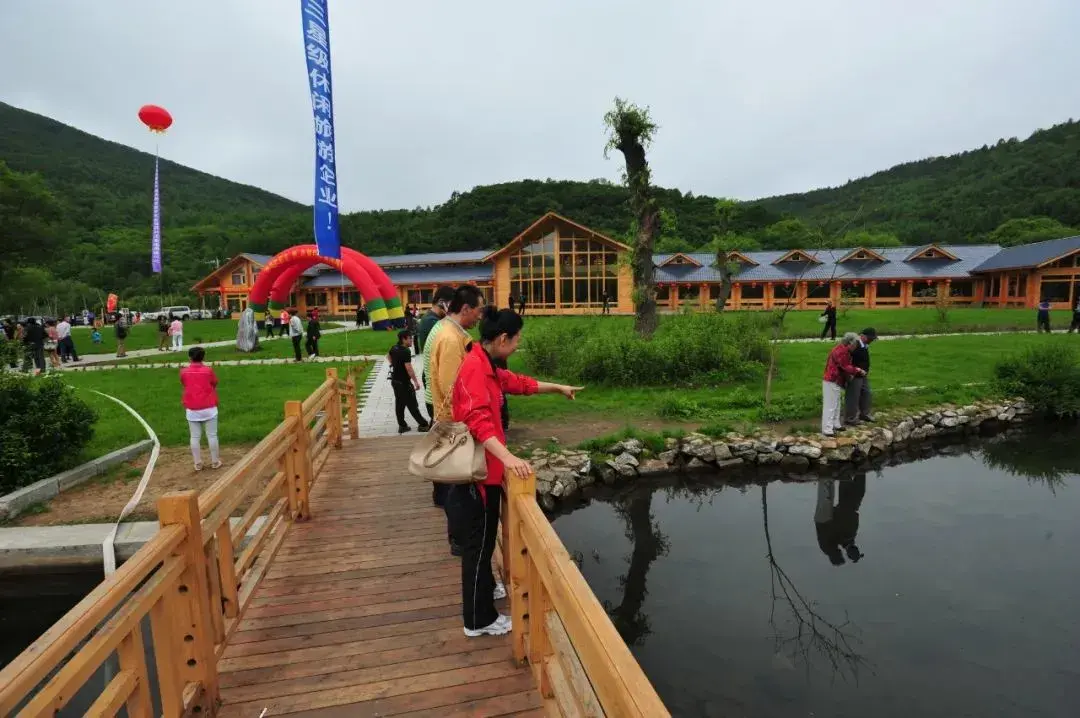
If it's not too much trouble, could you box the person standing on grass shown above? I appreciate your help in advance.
[448,306,582,637]
[279,308,290,337]
[821,332,864,437]
[157,314,169,351]
[57,315,79,363]
[1037,298,1052,333]
[820,299,837,340]
[355,305,363,328]
[305,310,322,359]
[114,314,129,358]
[44,320,61,370]
[169,315,184,351]
[427,285,486,551]
[845,328,877,425]
[180,346,221,471]
[388,330,430,434]
[601,290,611,315]
[264,315,275,340]
[517,294,526,316]
[507,293,516,312]
[1069,298,1080,334]
[288,308,304,362]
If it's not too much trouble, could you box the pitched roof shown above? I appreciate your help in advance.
[972,235,1080,272]
[905,244,959,262]
[653,245,1001,284]
[240,253,274,266]
[483,212,629,262]
[302,265,494,288]
[838,247,887,263]
[657,253,702,267]
[773,249,822,264]
[365,250,491,267]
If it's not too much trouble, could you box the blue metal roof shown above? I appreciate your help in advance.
[240,253,273,265]
[971,235,1080,272]
[367,250,491,266]
[302,265,493,288]
[654,245,1003,284]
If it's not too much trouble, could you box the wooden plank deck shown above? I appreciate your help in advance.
[217,437,544,717]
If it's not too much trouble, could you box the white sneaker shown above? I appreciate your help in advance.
[493,581,506,600]
[464,614,512,637]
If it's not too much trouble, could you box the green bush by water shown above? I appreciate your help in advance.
[520,313,770,387]
[0,374,96,493]
[994,345,1080,417]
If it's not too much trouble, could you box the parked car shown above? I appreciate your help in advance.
[191,309,215,320]
[143,305,194,321]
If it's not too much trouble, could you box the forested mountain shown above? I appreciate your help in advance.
[2,99,1079,312]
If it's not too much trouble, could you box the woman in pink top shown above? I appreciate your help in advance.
[180,346,221,470]
[169,316,184,351]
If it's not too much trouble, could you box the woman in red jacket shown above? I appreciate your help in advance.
[449,306,582,637]
[180,346,222,470]
[821,332,864,437]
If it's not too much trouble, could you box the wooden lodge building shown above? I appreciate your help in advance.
[192,212,1080,316]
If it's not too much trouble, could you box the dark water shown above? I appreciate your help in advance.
[552,427,1080,718]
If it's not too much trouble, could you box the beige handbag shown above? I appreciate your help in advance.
[407,323,486,483]
[408,418,487,484]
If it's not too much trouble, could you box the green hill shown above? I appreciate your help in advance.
[2,99,1079,312]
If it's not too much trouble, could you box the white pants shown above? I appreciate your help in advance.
[821,380,844,435]
[171,334,183,350]
[188,417,219,465]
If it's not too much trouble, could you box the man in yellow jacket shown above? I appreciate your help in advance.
[426,285,485,555]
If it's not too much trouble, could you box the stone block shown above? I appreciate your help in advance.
[757,452,784,465]
[715,458,745,470]
[781,454,811,470]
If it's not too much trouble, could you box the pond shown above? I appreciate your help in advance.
[552,426,1080,718]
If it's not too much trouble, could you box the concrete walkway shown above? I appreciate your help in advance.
[357,354,431,437]
[67,321,358,366]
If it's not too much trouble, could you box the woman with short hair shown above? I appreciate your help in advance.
[821,332,864,437]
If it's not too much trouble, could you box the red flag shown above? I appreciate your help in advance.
[107,293,118,312]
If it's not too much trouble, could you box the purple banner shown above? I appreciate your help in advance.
[151,155,162,273]
[302,0,341,259]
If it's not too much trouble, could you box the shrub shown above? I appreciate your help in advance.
[0,374,97,493]
[993,344,1080,417]
[521,313,770,387]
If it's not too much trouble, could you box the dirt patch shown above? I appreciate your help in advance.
[14,445,255,526]
[507,418,699,448]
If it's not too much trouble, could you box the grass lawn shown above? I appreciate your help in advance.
[505,332,1062,434]
[63,361,372,458]
[72,319,241,355]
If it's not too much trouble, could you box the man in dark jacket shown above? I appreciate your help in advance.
[845,327,877,424]
[417,286,454,354]
[22,318,46,373]
[820,300,837,340]
[305,311,322,358]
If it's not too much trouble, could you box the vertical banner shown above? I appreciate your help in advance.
[151,155,162,273]
[301,0,341,259]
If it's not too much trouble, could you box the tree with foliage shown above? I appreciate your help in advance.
[0,161,63,283]
[989,216,1077,247]
[605,97,661,338]
[836,229,902,248]
[653,208,694,253]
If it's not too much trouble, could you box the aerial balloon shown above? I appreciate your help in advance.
[138,104,173,133]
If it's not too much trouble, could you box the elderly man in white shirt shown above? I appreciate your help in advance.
[56,315,79,363]
[288,309,305,362]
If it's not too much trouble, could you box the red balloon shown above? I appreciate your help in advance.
[138,104,173,133]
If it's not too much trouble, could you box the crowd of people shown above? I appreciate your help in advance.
[1,315,83,374]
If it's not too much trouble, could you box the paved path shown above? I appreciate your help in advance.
[68,322,358,366]
[357,354,431,437]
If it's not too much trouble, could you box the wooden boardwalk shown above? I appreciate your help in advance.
[216,437,544,717]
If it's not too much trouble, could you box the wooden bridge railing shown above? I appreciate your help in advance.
[0,367,359,718]
[503,473,671,718]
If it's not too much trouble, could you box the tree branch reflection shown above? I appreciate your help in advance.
[761,480,871,682]
[603,489,670,647]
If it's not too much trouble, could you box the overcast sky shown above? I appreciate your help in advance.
[2,1,1078,212]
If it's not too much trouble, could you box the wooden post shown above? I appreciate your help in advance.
[284,400,313,520]
[149,592,183,718]
[506,471,536,665]
[326,368,343,449]
[215,523,240,618]
[116,623,153,718]
[345,372,360,440]
[527,562,553,697]
[156,491,219,712]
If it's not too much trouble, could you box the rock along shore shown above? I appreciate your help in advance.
[529,399,1032,509]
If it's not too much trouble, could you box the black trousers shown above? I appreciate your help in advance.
[305,336,320,356]
[265,322,275,339]
[446,483,502,630]
[1069,313,1080,333]
[291,335,303,360]
[1038,315,1051,333]
[60,336,78,361]
[821,318,837,340]
[391,380,426,428]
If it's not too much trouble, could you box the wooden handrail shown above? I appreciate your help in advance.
[0,366,363,717]
[505,473,671,717]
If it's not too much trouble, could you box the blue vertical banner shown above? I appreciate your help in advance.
[301,0,341,259]
[151,155,162,273]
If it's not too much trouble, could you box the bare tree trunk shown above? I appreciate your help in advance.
[714,255,731,312]
[618,140,659,338]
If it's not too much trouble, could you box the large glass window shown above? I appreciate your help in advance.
[305,292,328,307]
[1041,280,1071,303]
[949,280,975,298]
[337,291,360,306]
[876,282,902,298]
[511,232,616,308]
[407,288,435,306]
[740,283,764,299]
[231,271,246,285]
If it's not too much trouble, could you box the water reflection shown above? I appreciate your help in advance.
[979,425,1079,491]
[603,492,670,646]
[762,478,870,682]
